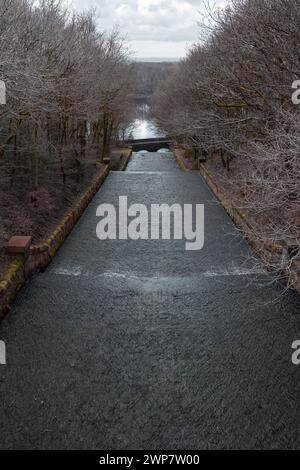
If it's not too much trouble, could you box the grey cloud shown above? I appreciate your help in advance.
[70,0,230,53]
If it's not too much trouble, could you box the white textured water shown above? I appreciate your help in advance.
[50,266,266,280]
[131,119,162,139]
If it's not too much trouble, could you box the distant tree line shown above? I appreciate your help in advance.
[154,0,300,280]
[0,0,136,190]
[132,62,178,100]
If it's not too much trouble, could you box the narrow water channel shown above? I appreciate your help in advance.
[130,103,164,140]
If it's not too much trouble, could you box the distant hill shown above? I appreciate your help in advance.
[134,57,181,63]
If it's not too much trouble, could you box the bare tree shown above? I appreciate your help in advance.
[154,0,300,283]
[0,0,136,191]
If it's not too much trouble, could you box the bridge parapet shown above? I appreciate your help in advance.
[125,138,172,152]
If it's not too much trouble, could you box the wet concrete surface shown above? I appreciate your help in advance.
[1,151,300,449]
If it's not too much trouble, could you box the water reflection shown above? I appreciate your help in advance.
[129,103,164,140]
[131,119,163,139]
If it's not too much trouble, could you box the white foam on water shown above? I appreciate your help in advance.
[51,266,82,277]
[204,267,266,278]
[51,266,266,279]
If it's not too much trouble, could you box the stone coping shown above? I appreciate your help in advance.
[0,164,109,321]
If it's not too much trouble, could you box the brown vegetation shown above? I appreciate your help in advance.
[154,0,300,284]
[0,0,136,275]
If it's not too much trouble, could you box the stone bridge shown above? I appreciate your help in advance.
[125,137,172,152]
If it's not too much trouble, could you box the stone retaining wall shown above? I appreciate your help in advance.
[172,146,188,172]
[0,164,109,320]
[198,163,288,270]
[119,148,132,171]
[173,146,300,294]
[110,147,132,171]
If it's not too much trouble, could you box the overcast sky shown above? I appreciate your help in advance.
[69,0,230,59]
